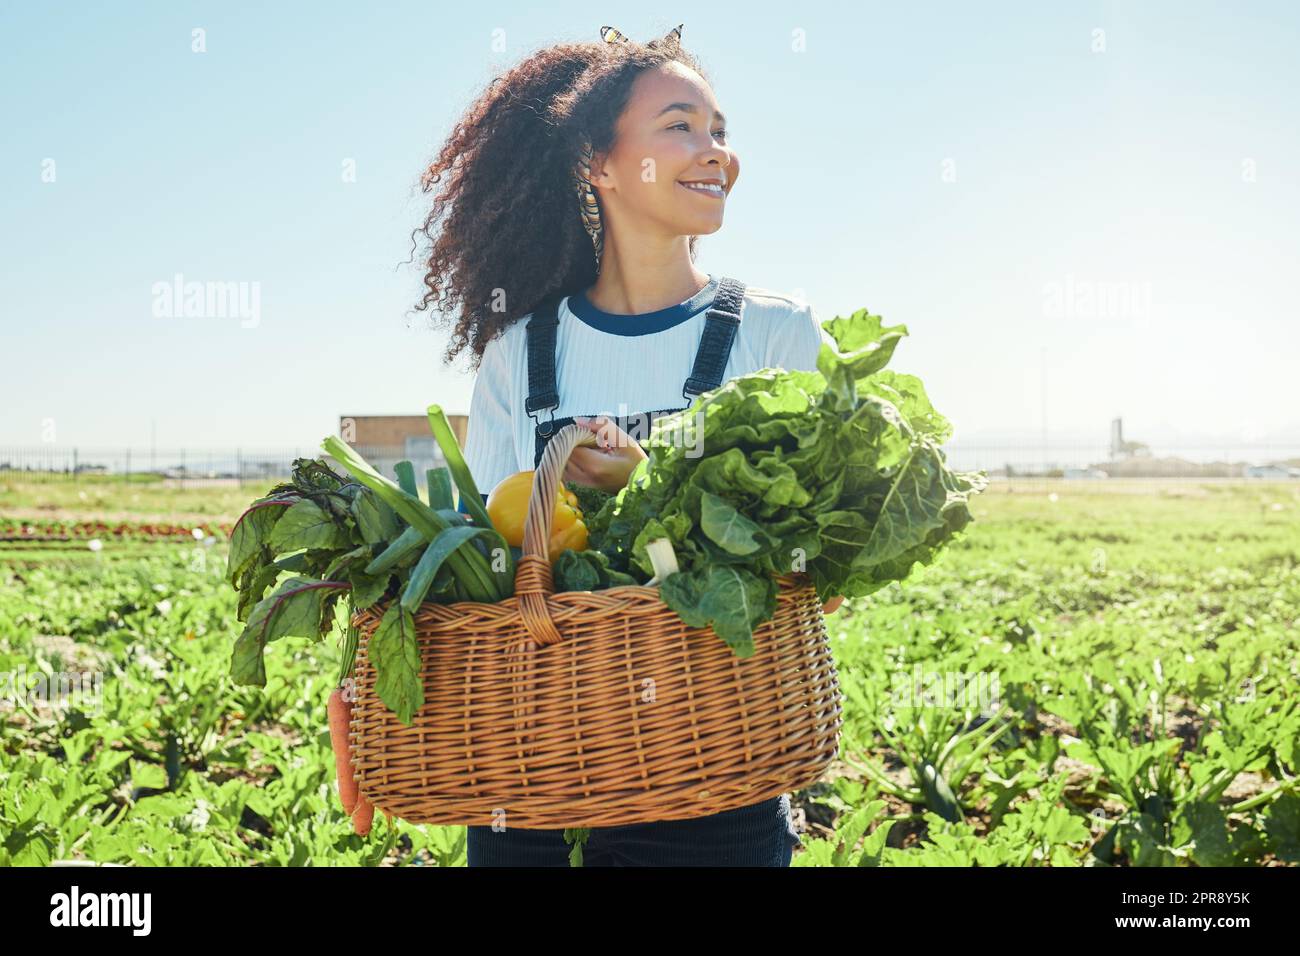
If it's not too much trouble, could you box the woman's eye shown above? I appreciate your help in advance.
[671,123,727,141]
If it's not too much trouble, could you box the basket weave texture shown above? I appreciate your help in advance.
[348,423,843,829]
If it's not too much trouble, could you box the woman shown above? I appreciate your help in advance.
[415,23,843,866]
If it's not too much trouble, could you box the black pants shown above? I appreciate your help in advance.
[466,794,802,866]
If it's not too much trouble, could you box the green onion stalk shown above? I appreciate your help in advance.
[322,436,503,603]
[426,404,515,591]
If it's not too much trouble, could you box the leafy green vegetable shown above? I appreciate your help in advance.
[226,454,490,726]
[400,526,495,612]
[231,578,350,685]
[227,499,293,587]
[426,467,454,510]
[352,489,401,545]
[322,437,506,604]
[584,306,988,654]
[564,480,613,527]
[427,404,495,534]
[365,526,426,576]
[393,461,419,497]
[269,499,351,553]
[552,547,641,593]
[563,828,591,867]
[369,604,423,725]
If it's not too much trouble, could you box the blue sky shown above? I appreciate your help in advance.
[2,1,1297,455]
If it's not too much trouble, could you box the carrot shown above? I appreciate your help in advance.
[327,686,358,816]
[352,793,374,836]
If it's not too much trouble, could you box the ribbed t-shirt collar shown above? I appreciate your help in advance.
[566,274,719,336]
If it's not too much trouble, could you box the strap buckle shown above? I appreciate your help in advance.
[705,303,742,324]
[528,403,558,437]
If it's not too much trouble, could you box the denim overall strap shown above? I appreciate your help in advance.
[523,293,564,436]
[525,277,747,467]
[681,275,746,401]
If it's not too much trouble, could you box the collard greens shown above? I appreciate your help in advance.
[583,306,989,656]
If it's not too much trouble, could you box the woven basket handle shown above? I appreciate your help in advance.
[514,422,600,646]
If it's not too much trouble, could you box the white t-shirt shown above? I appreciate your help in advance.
[462,274,828,498]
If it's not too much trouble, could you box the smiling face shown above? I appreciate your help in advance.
[587,62,740,242]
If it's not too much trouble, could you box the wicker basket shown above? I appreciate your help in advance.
[348,423,843,829]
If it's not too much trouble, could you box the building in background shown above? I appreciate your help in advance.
[338,414,469,490]
[1109,417,1151,460]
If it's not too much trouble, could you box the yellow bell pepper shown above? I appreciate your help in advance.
[547,516,588,563]
[486,470,588,562]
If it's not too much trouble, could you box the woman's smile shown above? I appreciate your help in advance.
[677,179,726,199]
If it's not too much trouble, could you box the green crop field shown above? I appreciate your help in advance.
[2,479,1297,866]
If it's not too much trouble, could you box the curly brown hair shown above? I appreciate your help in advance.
[411,30,711,371]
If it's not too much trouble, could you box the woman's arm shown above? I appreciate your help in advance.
[462,336,518,504]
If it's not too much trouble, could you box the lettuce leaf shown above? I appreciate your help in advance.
[585,304,988,652]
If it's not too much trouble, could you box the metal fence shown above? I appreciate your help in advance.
[0,445,452,490]
[1,443,1298,489]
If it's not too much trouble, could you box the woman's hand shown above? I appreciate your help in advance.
[564,416,647,494]
[565,415,646,493]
